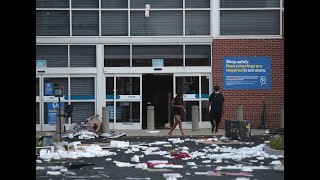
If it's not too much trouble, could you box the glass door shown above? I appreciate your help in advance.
[36,75,41,131]
[105,74,142,130]
[173,74,211,129]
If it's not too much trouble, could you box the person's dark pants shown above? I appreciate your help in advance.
[209,111,222,132]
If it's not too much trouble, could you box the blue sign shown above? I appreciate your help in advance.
[36,60,47,68]
[45,82,54,95]
[47,102,65,124]
[152,58,164,67]
[223,57,271,90]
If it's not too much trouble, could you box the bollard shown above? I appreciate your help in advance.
[280,105,284,128]
[147,106,155,130]
[236,105,243,120]
[192,105,199,131]
[102,107,109,133]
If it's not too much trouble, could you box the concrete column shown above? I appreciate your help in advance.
[192,105,199,131]
[102,107,109,133]
[280,105,284,128]
[236,105,243,120]
[147,106,154,130]
[96,44,104,116]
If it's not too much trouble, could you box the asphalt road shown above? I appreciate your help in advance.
[36,135,284,180]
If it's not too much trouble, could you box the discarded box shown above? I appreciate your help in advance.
[225,120,251,141]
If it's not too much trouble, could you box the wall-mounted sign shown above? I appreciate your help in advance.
[152,58,164,67]
[47,102,65,124]
[36,60,47,68]
[223,57,271,90]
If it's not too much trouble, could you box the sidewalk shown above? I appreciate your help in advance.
[36,129,269,139]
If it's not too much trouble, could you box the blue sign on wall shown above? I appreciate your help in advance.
[47,102,65,124]
[45,82,54,95]
[152,58,164,67]
[36,60,47,68]
[223,57,271,90]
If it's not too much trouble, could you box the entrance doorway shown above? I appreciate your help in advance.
[142,74,173,129]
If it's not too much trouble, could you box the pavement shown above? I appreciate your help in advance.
[36,128,269,139]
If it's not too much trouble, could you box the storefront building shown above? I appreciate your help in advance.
[36,0,284,131]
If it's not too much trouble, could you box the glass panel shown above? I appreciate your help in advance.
[43,78,69,96]
[130,0,182,8]
[201,76,209,98]
[176,76,199,94]
[132,45,183,67]
[116,77,140,95]
[181,101,199,122]
[36,45,68,67]
[106,77,114,99]
[220,0,280,8]
[220,10,280,35]
[71,102,95,124]
[104,45,130,67]
[185,0,210,8]
[70,77,95,100]
[36,0,69,8]
[101,11,128,36]
[185,11,210,36]
[102,0,128,8]
[44,102,68,124]
[130,11,183,36]
[106,102,114,122]
[70,45,96,67]
[36,78,40,96]
[36,103,40,124]
[116,102,140,123]
[201,101,210,121]
[36,10,70,36]
[72,0,99,8]
[185,45,211,66]
[72,10,99,36]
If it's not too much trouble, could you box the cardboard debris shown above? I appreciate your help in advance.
[100,131,126,138]
[46,171,61,175]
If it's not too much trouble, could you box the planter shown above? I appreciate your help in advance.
[263,145,284,156]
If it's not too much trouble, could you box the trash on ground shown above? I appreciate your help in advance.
[269,160,282,165]
[273,164,284,172]
[36,166,45,170]
[163,173,182,179]
[46,171,61,175]
[145,130,160,133]
[170,152,190,159]
[68,162,95,169]
[93,167,104,170]
[100,131,126,138]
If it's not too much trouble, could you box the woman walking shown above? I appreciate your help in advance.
[167,93,186,138]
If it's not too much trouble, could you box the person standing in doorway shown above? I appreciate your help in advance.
[209,85,225,132]
[168,92,186,138]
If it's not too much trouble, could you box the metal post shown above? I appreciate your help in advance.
[147,106,154,130]
[191,105,199,131]
[58,96,61,142]
[236,105,243,121]
[280,105,284,128]
[102,107,109,133]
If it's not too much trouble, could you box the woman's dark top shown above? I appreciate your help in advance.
[172,96,183,116]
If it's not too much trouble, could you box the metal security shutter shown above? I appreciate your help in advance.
[104,45,130,67]
[70,77,95,100]
[36,103,40,124]
[185,0,210,8]
[36,0,69,8]
[131,11,182,36]
[101,11,128,36]
[102,0,128,8]
[71,102,95,124]
[70,45,96,67]
[36,78,40,96]
[72,0,99,8]
[220,10,280,35]
[72,11,99,36]
[130,0,182,8]
[185,45,211,66]
[36,10,70,36]
[221,0,280,8]
[44,102,67,124]
[185,11,210,35]
[36,45,68,67]
[43,78,69,95]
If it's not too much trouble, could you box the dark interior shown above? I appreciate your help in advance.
[142,74,173,129]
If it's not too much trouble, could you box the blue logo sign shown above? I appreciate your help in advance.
[223,57,271,90]
[47,102,65,124]
[45,82,54,96]
[36,60,47,68]
[152,59,164,67]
